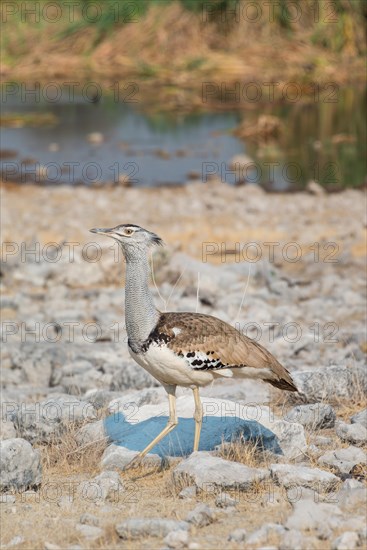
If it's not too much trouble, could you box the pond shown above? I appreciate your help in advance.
[1,84,365,191]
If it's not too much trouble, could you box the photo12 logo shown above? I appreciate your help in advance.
[1,81,139,104]
[201,1,340,25]
[1,2,141,25]
[202,81,339,104]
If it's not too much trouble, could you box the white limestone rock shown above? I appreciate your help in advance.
[246,523,285,546]
[15,395,97,443]
[336,421,367,445]
[164,529,189,549]
[0,438,41,491]
[228,529,247,542]
[76,419,108,446]
[101,444,161,471]
[351,408,367,428]
[336,483,367,511]
[291,365,367,403]
[116,518,190,539]
[215,492,238,508]
[75,524,103,540]
[173,452,270,490]
[318,446,366,474]
[108,387,167,414]
[280,530,318,550]
[79,513,99,526]
[284,403,335,429]
[270,463,339,491]
[0,419,17,440]
[179,486,197,500]
[332,531,359,550]
[78,470,123,503]
[186,503,216,527]
[285,500,343,538]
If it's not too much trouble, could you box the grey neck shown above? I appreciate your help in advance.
[123,247,159,351]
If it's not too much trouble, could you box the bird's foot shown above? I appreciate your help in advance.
[123,454,143,472]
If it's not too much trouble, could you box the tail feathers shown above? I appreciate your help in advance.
[265,377,298,392]
[266,359,298,392]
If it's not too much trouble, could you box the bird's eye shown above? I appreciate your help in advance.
[124,229,133,236]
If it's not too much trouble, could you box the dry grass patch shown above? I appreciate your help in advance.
[218,437,272,470]
[37,418,108,478]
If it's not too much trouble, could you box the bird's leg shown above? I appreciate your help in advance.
[192,386,203,452]
[124,387,177,471]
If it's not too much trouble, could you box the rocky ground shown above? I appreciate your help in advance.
[1,181,366,549]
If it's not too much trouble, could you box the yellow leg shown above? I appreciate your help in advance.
[124,390,177,471]
[193,386,203,452]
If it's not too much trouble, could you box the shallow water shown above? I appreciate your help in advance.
[1,85,365,190]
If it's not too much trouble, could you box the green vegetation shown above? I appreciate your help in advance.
[61,0,367,49]
[39,0,366,54]
[1,0,366,88]
[60,0,241,44]
[311,0,366,54]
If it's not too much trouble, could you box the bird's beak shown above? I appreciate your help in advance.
[89,227,114,235]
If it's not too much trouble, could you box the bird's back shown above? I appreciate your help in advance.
[150,311,297,392]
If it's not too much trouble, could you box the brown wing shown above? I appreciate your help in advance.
[153,311,297,392]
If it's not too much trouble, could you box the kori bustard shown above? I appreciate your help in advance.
[90,224,297,468]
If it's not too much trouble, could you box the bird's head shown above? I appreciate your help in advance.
[90,224,163,259]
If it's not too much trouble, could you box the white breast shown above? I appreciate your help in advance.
[128,343,215,388]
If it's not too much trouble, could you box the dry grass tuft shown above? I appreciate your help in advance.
[38,421,107,478]
[218,437,271,469]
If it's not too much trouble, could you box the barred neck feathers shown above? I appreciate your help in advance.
[124,249,159,352]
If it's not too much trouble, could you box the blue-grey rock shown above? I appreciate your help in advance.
[103,396,305,459]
